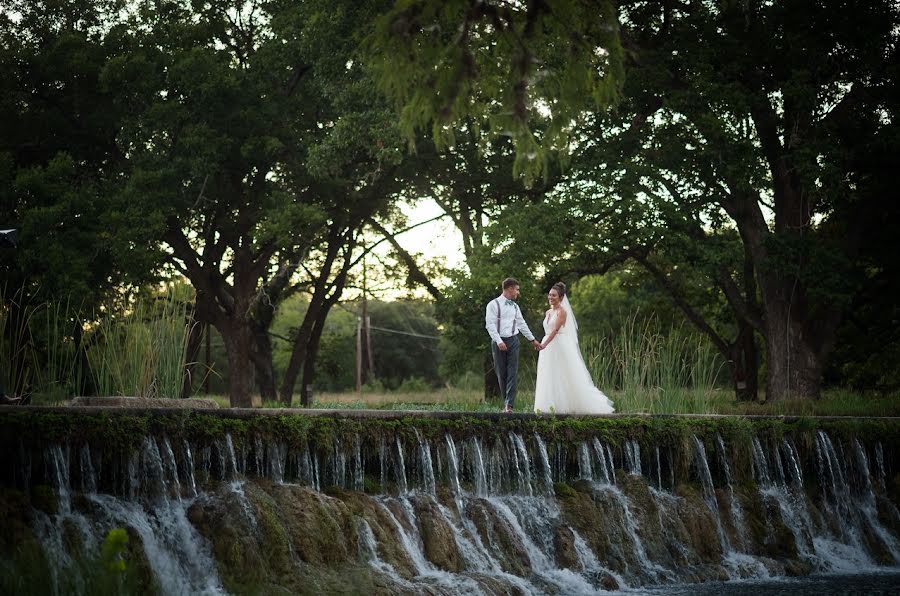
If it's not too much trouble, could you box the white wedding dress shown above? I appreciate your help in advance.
[534,297,615,414]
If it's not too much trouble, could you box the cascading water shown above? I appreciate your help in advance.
[2,410,900,595]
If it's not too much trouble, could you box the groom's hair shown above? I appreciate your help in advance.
[502,278,519,290]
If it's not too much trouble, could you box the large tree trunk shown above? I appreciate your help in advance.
[760,287,829,401]
[299,307,330,407]
[221,320,255,408]
[282,278,348,405]
[280,299,321,406]
[250,322,277,402]
[728,322,759,402]
[279,229,347,405]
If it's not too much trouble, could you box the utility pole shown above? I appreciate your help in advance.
[355,314,363,395]
[362,257,375,379]
[356,256,376,395]
[204,323,211,394]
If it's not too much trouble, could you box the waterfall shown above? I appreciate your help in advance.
[4,413,900,595]
[414,429,436,495]
[534,433,555,493]
[716,434,749,551]
[692,435,731,553]
[592,437,612,485]
[624,439,641,476]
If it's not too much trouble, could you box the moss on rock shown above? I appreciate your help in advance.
[412,496,462,572]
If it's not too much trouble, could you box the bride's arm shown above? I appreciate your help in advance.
[540,309,567,348]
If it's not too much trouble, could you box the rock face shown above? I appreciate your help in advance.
[2,410,900,594]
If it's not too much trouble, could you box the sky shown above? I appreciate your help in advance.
[366,198,466,300]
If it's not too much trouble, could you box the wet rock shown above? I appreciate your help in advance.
[122,526,158,593]
[783,558,813,577]
[186,501,204,526]
[0,489,33,553]
[860,515,897,565]
[271,483,355,566]
[413,496,462,572]
[553,482,577,498]
[876,495,900,536]
[250,483,300,580]
[553,525,581,570]
[467,498,531,576]
[337,492,417,578]
[557,488,615,567]
[619,475,667,561]
[673,484,724,562]
[60,517,85,556]
[467,573,529,595]
[761,496,798,559]
[572,479,593,494]
[598,571,620,591]
[186,487,273,590]
[30,484,58,515]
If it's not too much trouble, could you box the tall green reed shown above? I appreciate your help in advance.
[0,286,37,396]
[88,291,195,399]
[2,285,194,401]
[581,312,725,414]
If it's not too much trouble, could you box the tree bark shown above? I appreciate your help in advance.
[299,302,331,407]
[728,322,759,401]
[250,330,277,403]
[280,226,351,405]
[220,320,255,408]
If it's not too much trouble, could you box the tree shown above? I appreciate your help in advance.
[104,0,407,407]
[372,0,900,401]
[370,129,562,399]
[0,0,157,396]
[602,0,900,400]
[368,0,624,185]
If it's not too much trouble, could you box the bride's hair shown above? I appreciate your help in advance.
[551,281,567,297]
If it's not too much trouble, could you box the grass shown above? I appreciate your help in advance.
[3,287,194,401]
[88,292,193,399]
[11,293,898,418]
[199,386,900,417]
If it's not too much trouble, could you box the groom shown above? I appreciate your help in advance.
[485,278,542,413]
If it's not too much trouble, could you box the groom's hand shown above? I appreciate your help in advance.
[531,339,542,350]
[497,341,508,351]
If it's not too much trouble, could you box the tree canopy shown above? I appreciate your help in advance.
[4,0,898,405]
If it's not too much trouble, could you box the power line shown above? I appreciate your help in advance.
[368,324,440,340]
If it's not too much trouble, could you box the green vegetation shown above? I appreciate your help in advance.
[1,287,193,401]
[3,1,898,410]
[191,387,900,419]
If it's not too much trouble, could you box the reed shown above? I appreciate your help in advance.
[0,286,37,396]
[88,291,194,399]
[580,314,725,414]
[2,287,193,401]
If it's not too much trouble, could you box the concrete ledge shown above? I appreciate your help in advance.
[6,404,899,422]
[70,396,219,409]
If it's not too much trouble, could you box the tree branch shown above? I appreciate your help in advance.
[367,218,443,301]
[633,253,731,356]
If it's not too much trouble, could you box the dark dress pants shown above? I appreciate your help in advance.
[492,335,520,409]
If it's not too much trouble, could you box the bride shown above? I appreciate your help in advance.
[534,282,615,414]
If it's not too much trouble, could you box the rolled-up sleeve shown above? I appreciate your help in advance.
[515,307,535,341]
[486,300,502,344]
